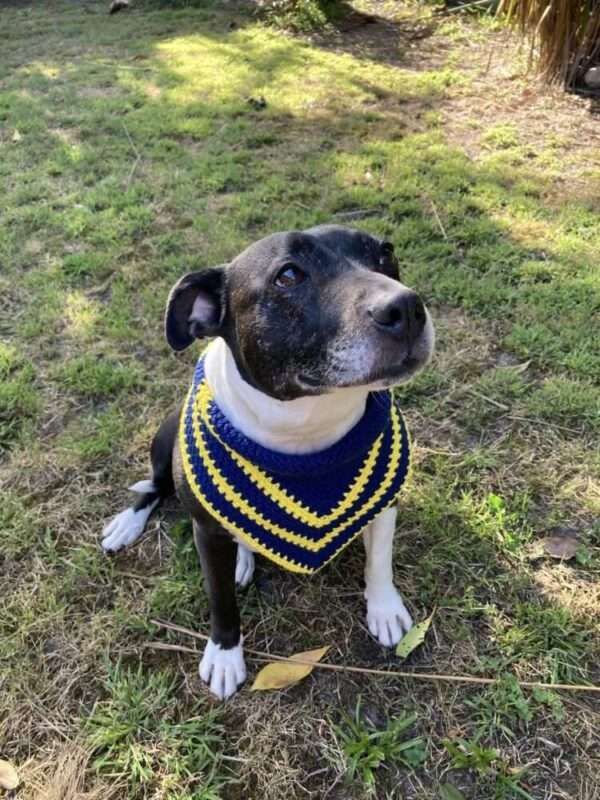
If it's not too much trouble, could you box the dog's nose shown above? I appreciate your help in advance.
[368,290,426,345]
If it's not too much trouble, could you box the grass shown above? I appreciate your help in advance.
[0,1,599,798]
[333,701,426,793]
[87,663,227,798]
[56,355,142,399]
[0,343,38,451]
[443,736,534,799]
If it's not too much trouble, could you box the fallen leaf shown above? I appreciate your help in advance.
[0,760,19,791]
[396,613,433,659]
[12,129,22,143]
[439,783,466,800]
[251,646,329,691]
[542,532,579,560]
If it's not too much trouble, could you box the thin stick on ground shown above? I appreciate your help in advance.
[122,122,141,190]
[149,619,600,695]
[467,388,511,411]
[422,194,448,240]
[445,0,496,13]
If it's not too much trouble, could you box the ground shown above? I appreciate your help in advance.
[1,1,599,798]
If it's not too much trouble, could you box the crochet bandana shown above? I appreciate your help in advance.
[179,356,411,574]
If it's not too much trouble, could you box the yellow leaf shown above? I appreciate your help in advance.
[0,760,20,791]
[251,646,329,691]
[12,130,22,143]
[395,613,434,659]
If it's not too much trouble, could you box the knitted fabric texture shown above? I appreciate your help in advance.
[179,356,411,574]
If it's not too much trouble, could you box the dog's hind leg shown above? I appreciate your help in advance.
[101,406,181,553]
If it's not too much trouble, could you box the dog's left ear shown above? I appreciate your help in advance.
[378,241,400,281]
[165,266,226,351]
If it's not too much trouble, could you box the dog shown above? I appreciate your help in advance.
[102,225,434,699]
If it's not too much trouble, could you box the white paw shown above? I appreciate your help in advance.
[128,479,156,493]
[235,543,255,588]
[101,502,157,552]
[365,586,413,647]
[199,639,246,700]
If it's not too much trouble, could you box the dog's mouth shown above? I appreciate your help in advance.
[297,355,421,394]
[370,356,419,385]
[297,373,322,389]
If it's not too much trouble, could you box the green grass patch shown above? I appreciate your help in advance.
[0,491,38,559]
[0,343,38,451]
[481,123,521,150]
[493,602,591,683]
[443,736,534,800]
[334,700,426,795]
[147,521,207,626]
[62,404,132,459]
[524,377,600,432]
[56,355,141,399]
[88,662,229,798]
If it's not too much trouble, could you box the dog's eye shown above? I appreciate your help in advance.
[274,264,306,289]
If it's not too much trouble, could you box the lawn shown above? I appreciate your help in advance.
[1,1,599,798]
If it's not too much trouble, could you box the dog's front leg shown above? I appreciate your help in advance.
[363,506,413,647]
[193,519,246,699]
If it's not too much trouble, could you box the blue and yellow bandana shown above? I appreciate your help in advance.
[179,357,411,574]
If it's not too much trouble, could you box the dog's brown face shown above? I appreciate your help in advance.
[165,225,434,401]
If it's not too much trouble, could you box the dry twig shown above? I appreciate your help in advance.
[149,619,600,694]
[122,122,141,189]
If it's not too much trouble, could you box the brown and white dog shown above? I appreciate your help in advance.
[102,225,434,699]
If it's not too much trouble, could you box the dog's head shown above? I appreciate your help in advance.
[165,225,434,400]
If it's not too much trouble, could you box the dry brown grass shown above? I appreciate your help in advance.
[19,744,119,800]
[499,0,600,85]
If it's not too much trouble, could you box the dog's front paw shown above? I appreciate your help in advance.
[235,543,255,588]
[199,639,246,700]
[365,586,413,647]
[101,505,155,552]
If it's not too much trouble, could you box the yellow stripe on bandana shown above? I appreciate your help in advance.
[179,356,411,574]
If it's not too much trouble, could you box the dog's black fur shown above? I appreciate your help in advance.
[165,225,426,401]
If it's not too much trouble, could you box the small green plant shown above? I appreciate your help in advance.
[458,490,531,554]
[444,737,534,799]
[444,737,498,774]
[87,662,228,799]
[466,674,532,739]
[334,699,426,794]
[531,687,564,722]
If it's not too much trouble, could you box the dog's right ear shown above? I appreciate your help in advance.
[165,266,226,351]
